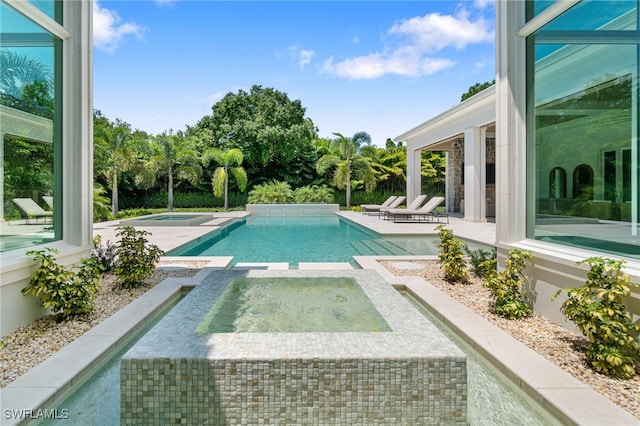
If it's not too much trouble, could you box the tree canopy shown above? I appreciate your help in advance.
[461,80,495,102]
[193,85,318,185]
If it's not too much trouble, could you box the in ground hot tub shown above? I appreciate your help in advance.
[119,213,214,226]
[120,269,467,425]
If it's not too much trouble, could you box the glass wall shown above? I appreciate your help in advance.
[0,2,62,252]
[527,0,640,259]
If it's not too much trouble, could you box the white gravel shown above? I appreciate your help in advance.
[379,259,639,420]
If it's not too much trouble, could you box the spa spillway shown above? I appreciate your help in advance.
[120,269,467,424]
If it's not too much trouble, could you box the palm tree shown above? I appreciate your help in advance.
[316,131,376,208]
[203,148,248,210]
[135,132,202,212]
[93,118,138,216]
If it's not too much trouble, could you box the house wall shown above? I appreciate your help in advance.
[0,1,94,335]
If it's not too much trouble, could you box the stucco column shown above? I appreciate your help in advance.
[463,126,486,222]
[406,148,422,204]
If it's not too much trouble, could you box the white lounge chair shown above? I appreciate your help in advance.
[13,198,53,224]
[42,195,54,210]
[361,196,405,215]
[360,195,396,214]
[385,196,447,223]
[381,194,427,219]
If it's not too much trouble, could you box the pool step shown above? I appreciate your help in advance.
[234,262,289,270]
[351,239,407,256]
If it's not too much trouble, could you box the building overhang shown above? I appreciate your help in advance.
[395,85,496,152]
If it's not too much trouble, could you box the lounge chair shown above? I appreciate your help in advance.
[13,198,53,224]
[42,195,54,210]
[361,196,405,215]
[381,194,427,219]
[360,195,396,214]
[385,196,447,223]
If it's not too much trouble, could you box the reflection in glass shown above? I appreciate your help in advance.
[1,2,60,252]
[530,37,639,258]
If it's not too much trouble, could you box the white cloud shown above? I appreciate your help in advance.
[322,8,493,80]
[298,49,315,69]
[389,10,493,53]
[473,0,495,10]
[93,1,144,53]
[288,45,316,70]
[156,0,178,7]
[322,51,455,80]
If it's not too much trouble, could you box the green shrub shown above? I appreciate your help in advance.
[436,224,469,283]
[22,248,101,321]
[293,185,334,203]
[92,235,117,273]
[113,226,164,289]
[247,180,294,204]
[465,246,497,278]
[484,249,532,319]
[553,257,640,378]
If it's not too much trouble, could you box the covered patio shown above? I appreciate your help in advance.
[396,86,496,224]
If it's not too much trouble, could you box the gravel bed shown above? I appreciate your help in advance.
[0,263,205,388]
[379,259,640,420]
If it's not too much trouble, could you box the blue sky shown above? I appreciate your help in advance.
[94,1,495,146]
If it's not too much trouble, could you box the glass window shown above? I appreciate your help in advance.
[527,0,559,22]
[537,0,637,31]
[29,1,62,23]
[0,2,62,252]
[527,1,640,259]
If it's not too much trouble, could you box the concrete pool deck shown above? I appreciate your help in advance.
[1,211,638,425]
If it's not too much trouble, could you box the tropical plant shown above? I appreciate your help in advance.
[92,235,117,273]
[553,257,640,378]
[247,180,294,204]
[436,224,469,283]
[202,147,248,210]
[93,183,112,222]
[113,227,164,289]
[316,131,376,207]
[22,248,101,321]
[93,113,140,216]
[293,185,334,203]
[484,249,532,319]
[0,50,52,100]
[465,246,497,279]
[135,131,202,212]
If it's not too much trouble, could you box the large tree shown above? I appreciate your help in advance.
[461,80,495,101]
[194,85,318,186]
[316,131,376,208]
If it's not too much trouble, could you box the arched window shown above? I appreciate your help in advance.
[573,164,594,200]
[548,167,566,198]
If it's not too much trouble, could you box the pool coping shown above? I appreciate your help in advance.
[1,257,638,425]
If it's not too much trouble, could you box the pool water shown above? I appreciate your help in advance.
[168,215,444,264]
[197,277,391,333]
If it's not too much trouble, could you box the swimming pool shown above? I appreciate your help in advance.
[167,215,444,265]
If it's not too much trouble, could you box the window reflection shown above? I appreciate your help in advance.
[1,3,59,252]
[530,39,639,258]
